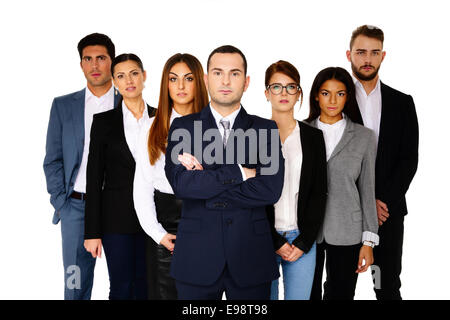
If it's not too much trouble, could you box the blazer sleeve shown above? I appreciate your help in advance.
[204,121,285,209]
[164,117,244,200]
[292,130,328,253]
[358,130,378,236]
[378,95,419,212]
[43,98,67,212]
[84,114,106,239]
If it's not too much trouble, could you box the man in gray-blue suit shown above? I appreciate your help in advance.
[43,33,120,300]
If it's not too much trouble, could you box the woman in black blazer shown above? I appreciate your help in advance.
[265,60,327,300]
[84,53,156,300]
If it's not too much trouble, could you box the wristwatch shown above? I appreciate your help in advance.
[363,240,375,248]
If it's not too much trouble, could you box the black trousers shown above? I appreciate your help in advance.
[102,233,147,300]
[145,190,182,300]
[311,241,361,300]
[373,214,404,300]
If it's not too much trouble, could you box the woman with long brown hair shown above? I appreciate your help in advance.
[133,53,208,299]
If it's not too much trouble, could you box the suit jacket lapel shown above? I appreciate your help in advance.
[115,106,136,168]
[328,119,355,161]
[377,82,390,157]
[71,89,85,163]
[298,121,310,196]
[232,106,252,131]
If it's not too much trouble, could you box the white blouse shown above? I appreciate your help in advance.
[122,100,150,160]
[133,108,182,244]
[317,116,347,161]
[274,122,302,231]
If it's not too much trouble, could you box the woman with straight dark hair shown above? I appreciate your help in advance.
[264,60,328,300]
[307,67,379,300]
[84,53,156,299]
[133,53,208,299]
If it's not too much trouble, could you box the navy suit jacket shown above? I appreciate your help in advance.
[43,88,121,224]
[165,105,285,287]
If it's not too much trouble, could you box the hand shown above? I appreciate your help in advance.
[84,239,102,258]
[242,167,256,179]
[376,199,389,226]
[285,245,304,262]
[356,245,374,273]
[275,243,294,261]
[178,153,203,171]
[160,233,176,253]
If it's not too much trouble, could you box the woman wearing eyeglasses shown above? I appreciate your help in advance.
[265,60,328,300]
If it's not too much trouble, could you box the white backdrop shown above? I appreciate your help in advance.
[0,0,448,300]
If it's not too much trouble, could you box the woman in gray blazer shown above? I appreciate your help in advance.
[306,67,379,300]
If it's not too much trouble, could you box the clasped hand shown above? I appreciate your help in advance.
[276,242,304,262]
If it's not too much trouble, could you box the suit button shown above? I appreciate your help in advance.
[70,182,74,187]
[226,219,232,225]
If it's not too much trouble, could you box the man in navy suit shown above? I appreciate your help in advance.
[43,33,120,299]
[165,45,285,299]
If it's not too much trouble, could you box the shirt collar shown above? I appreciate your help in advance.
[209,104,241,129]
[122,100,150,123]
[353,75,381,96]
[318,114,347,130]
[85,84,114,103]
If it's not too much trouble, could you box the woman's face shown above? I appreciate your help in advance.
[168,62,195,106]
[265,72,300,114]
[316,79,347,123]
[113,60,146,99]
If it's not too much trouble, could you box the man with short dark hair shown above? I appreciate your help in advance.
[165,45,285,299]
[347,25,419,300]
[43,33,120,300]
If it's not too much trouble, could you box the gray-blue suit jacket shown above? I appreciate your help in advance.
[43,88,120,224]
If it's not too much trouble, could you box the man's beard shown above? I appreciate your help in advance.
[351,62,380,81]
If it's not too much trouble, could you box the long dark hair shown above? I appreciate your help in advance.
[147,53,208,165]
[305,67,363,125]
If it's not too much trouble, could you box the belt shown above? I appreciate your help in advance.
[71,191,87,201]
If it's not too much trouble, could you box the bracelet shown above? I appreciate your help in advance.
[363,240,375,248]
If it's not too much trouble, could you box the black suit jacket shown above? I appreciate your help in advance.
[365,82,419,217]
[266,121,328,253]
[84,104,157,239]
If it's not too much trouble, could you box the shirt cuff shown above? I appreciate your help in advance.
[238,164,247,181]
[362,231,379,246]
[152,226,169,246]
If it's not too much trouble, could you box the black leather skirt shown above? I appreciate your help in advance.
[145,190,182,300]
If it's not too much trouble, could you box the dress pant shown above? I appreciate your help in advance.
[373,214,404,300]
[145,190,181,300]
[176,265,271,300]
[310,241,361,300]
[102,233,148,300]
[60,197,96,300]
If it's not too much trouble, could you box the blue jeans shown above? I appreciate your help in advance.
[270,229,316,300]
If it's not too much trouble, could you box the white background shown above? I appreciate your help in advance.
[0,0,448,300]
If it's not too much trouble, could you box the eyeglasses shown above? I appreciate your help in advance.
[266,83,301,95]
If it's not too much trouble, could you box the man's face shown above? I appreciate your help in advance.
[205,53,249,108]
[80,45,112,88]
[347,35,385,81]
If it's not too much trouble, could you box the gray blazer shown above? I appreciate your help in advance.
[311,118,378,246]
